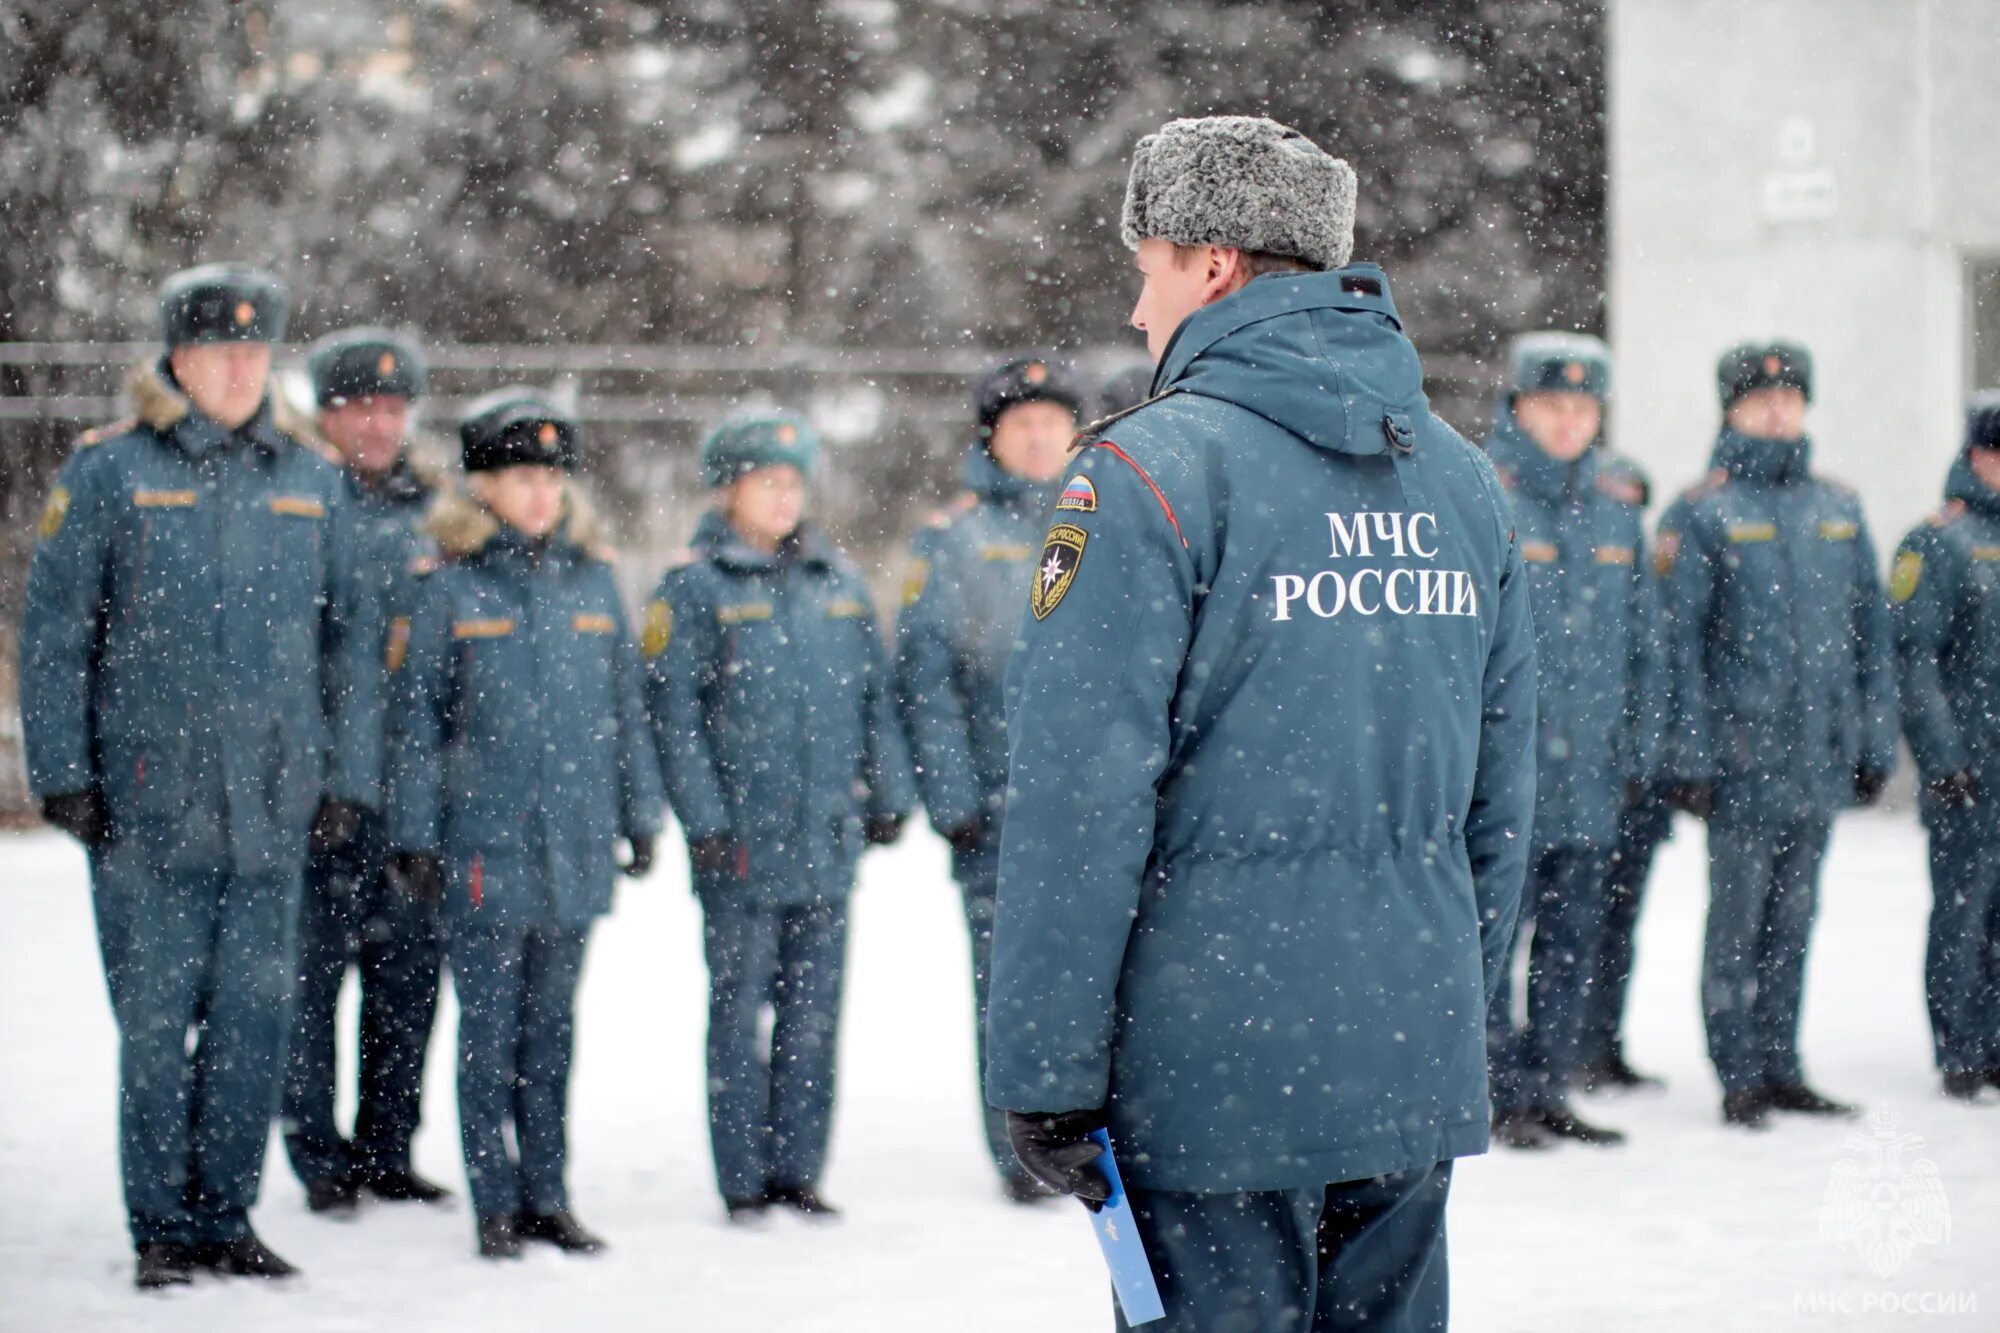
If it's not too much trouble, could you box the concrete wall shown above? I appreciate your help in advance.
[1608,0,2000,552]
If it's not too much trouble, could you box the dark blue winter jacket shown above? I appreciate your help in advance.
[20,360,381,873]
[387,490,663,932]
[894,446,1056,840]
[1656,429,1898,824]
[983,267,1537,1194]
[645,522,916,908]
[1892,447,2000,827]
[1485,414,1662,850]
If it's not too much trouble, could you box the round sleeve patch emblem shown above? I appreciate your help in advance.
[38,486,70,540]
[1889,551,1923,604]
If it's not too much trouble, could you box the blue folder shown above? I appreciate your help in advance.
[1085,1129,1166,1325]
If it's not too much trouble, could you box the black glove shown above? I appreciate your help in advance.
[689,834,738,875]
[1662,782,1717,821]
[308,797,365,855]
[386,851,444,902]
[945,816,990,857]
[41,789,110,850]
[1622,779,1646,808]
[621,834,655,879]
[1926,771,1980,810]
[1004,1108,1113,1208]
[864,814,904,847]
[1854,767,1891,807]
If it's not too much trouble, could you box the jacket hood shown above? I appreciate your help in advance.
[1710,426,1813,485]
[1484,405,1597,505]
[960,441,1057,510]
[1151,265,1424,457]
[130,357,310,458]
[1944,445,2000,517]
[427,484,607,560]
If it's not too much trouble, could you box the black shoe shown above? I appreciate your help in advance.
[765,1183,841,1218]
[192,1233,299,1279]
[517,1210,606,1254]
[1723,1088,1772,1129]
[1985,1067,2000,1092]
[1531,1103,1627,1146]
[723,1195,770,1225]
[1579,1057,1666,1093]
[477,1213,522,1259]
[1765,1083,1860,1118]
[1491,1108,1554,1150]
[362,1166,452,1204]
[134,1242,196,1290]
[1002,1170,1059,1204]
[1943,1071,1988,1101]
[305,1174,360,1216]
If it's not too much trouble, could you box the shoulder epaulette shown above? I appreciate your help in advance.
[1594,471,1646,506]
[588,542,619,565]
[407,554,440,578]
[1928,500,1968,528]
[73,417,134,450]
[924,490,978,529]
[661,546,701,572]
[1492,463,1518,491]
[1821,475,1859,498]
[1683,467,1730,501]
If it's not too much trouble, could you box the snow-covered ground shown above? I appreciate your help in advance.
[3,813,1994,1331]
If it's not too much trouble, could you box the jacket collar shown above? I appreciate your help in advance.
[711,521,837,575]
[1710,426,1813,485]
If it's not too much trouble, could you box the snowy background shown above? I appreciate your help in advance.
[4,813,1994,1331]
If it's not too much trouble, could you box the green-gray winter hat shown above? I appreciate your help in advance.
[158,263,289,346]
[701,412,820,489]
[1508,332,1612,402]
[1120,116,1357,272]
[308,327,427,406]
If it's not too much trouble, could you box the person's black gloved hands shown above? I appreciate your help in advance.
[1004,1108,1112,1208]
[386,851,444,902]
[621,834,655,879]
[864,814,904,847]
[1854,767,1891,807]
[41,789,110,850]
[309,798,365,855]
[1926,771,1979,810]
[1622,779,1646,808]
[1662,782,1717,821]
[689,834,738,875]
[945,816,990,857]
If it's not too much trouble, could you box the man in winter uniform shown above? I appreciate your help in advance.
[282,328,453,1214]
[1657,341,1897,1129]
[646,414,917,1223]
[985,116,1536,1331]
[1482,332,1658,1151]
[894,354,1083,1202]
[387,389,663,1258]
[1890,393,2000,1101]
[20,263,381,1288]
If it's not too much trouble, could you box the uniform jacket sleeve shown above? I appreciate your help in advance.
[860,589,919,823]
[19,446,112,799]
[610,590,666,842]
[1622,534,1668,783]
[1467,525,1537,1006]
[892,528,984,833]
[1847,511,1900,775]
[643,568,733,844]
[321,481,385,810]
[1657,497,1719,782]
[386,569,451,853]
[1891,526,1968,779]
[983,446,1196,1115]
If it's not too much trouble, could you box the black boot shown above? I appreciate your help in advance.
[1531,1103,1627,1146]
[1723,1088,1771,1129]
[306,1174,360,1216]
[1943,1071,1988,1101]
[362,1166,452,1204]
[723,1195,770,1225]
[517,1210,606,1254]
[1984,1067,2000,1092]
[1491,1108,1553,1150]
[192,1232,300,1279]
[1579,1056,1666,1093]
[1765,1083,1860,1118]
[477,1213,522,1260]
[1002,1170,1059,1204]
[765,1183,841,1219]
[134,1242,196,1290]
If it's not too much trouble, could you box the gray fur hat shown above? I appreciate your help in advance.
[1120,116,1357,272]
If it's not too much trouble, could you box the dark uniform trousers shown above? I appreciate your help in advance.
[91,844,302,1246]
[1926,807,2000,1077]
[1702,814,1830,1094]
[282,809,443,1185]
[955,840,1021,1178]
[1580,788,1672,1070]
[452,925,590,1220]
[700,897,847,1201]
[1486,848,1611,1114]
[1122,1162,1451,1333]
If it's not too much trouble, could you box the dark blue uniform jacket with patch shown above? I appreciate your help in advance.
[1656,430,1897,823]
[983,267,1538,1194]
[1485,415,1662,851]
[21,361,381,873]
